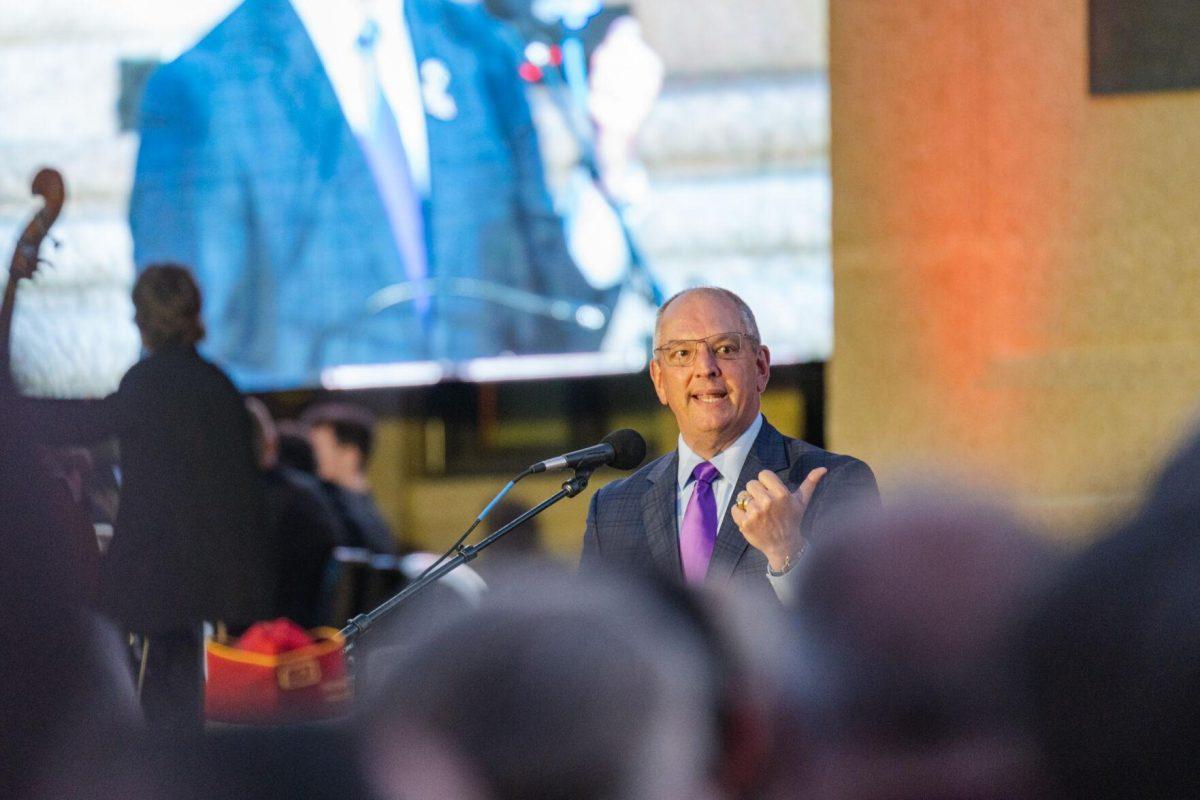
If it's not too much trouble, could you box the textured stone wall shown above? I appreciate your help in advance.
[635,0,825,75]
[830,0,1200,534]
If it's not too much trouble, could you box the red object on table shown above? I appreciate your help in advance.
[236,618,316,654]
[205,622,350,724]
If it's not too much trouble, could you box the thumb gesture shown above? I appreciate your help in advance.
[794,466,828,511]
[732,467,828,573]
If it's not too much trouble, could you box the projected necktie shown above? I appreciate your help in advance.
[356,20,429,314]
[680,461,719,583]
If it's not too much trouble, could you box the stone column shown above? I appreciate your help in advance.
[830,0,1200,532]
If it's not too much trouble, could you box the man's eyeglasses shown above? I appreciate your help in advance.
[653,332,759,368]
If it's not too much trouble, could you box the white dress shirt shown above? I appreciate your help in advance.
[674,413,794,602]
[675,413,763,537]
[290,0,431,195]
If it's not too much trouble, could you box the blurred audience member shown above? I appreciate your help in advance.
[304,402,398,555]
[37,445,102,602]
[82,440,122,550]
[0,397,139,800]
[1022,431,1200,800]
[15,264,275,731]
[247,398,346,627]
[472,498,546,586]
[34,724,378,800]
[361,719,494,800]
[649,579,801,800]
[785,490,1059,800]
[277,419,319,475]
[361,567,724,800]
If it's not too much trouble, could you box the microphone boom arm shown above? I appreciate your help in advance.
[339,466,594,650]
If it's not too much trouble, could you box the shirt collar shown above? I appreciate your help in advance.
[291,0,366,54]
[289,0,406,69]
[676,413,764,488]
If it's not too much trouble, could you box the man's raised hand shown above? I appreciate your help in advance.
[731,467,827,573]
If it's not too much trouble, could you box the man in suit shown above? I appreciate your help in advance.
[130,0,615,390]
[581,287,879,599]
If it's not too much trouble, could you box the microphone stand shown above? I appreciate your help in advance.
[500,18,665,308]
[338,466,594,652]
[552,14,664,308]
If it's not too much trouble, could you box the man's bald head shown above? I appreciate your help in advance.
[653,287,760,349]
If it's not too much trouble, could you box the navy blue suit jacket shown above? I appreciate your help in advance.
[130,0,606,389]
[581,420,880,597]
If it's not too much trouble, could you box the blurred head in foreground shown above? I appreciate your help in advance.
[784,488,1060,800]
[1023,429,1200,799]
[360,566,727,800]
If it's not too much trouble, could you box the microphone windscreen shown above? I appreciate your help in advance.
[602,428,646,471]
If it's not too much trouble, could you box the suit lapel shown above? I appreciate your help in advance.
[706,421,792,582]
[405,0,487,256]
[404,0,452,80]
[641,452,683,582]
[251,0,415,289]
[253,0,351,183]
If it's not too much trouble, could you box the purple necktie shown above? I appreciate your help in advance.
[356,24,429,314]
[680,461,720,584]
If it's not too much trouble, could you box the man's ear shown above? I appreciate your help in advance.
[756,344,771,393]
[649,358,668,406]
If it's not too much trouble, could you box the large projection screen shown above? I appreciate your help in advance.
[0,0,829,395]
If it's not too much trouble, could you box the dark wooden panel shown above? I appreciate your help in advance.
[1090,0,1200,94]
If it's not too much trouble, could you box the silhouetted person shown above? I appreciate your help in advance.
[18,264,275,731]
[33,723,379,800]
[37,445,102,603]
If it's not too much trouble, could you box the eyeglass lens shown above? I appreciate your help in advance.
[659,333,752,367]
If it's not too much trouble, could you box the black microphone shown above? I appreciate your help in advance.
[526,428,646,474]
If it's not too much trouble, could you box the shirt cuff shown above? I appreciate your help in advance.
[767,569,796,604]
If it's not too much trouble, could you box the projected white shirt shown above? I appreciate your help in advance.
[290,0,431,195]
